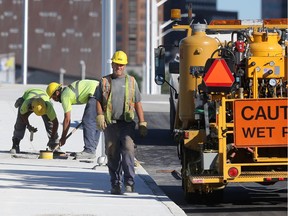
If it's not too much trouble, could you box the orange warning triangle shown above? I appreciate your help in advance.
[203,59,234,87]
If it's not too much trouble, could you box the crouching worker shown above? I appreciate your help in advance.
[46,80,100,160]
[11,88,59,154]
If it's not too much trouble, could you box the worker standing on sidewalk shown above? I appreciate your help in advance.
[46,79,100,160]
[95,50,147,195]
[11,88,59,154]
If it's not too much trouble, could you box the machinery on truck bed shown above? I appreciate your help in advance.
[154,9,288,202]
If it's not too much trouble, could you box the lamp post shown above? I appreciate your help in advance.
[98,0,116,166]
[59,68,65,84]
[22,0,29,85]
[146,0,168,95]
[80,60,86,80]
[145,0,150,94]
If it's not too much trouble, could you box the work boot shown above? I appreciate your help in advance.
[10,138,20,154]
[74,151,96,160]
[125,185,135,193]
[111,184,122,195]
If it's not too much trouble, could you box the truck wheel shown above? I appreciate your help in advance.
[182,146,207,203]
[183,179,194,203]
[182,146,198,203]
[201,189,224,203]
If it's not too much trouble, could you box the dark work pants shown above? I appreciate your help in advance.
[104,121,136,187]
[82,96,100,153]
[13,108,59,145]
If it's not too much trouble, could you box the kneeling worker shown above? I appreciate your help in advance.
[11,88,59,154]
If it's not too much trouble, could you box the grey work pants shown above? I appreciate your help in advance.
[81,96,100,153]
[104,121,136,187]
[12,108,59,146]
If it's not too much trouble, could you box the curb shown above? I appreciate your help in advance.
[136,164,187,216]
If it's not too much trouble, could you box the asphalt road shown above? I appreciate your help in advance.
[135,111,288,216]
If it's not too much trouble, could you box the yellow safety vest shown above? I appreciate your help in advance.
[101,74,135,124]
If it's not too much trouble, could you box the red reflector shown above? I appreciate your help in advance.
[278,178,284,181]
[228,167,238,177]
[184,132,189,139]
[265,178,272,181]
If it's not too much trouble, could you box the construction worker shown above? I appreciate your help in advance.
[46,79,100,159]
[95,50,147,195]
[11,89,59,154]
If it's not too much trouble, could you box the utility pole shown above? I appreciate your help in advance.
[101,0,115,76]
[22,0,28,85]
[80,60,86,80]
[98,0,116,166]
[145,0,150,94]
[146,0,167,95]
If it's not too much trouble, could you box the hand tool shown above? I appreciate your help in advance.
[30,131,34,142]
[52,121,83,152]
[39,122,83,159]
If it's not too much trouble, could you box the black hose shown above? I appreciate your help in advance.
[210,47,236,63]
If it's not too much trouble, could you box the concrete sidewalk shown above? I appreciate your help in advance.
[0,84,186,216]
[0,157,185,216]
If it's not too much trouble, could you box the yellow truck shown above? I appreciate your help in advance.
[154,9,288,202]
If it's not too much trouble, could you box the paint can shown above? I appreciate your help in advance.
[39,149,53,159]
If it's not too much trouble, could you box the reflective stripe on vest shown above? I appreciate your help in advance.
[25,90,47,110]
[68,81,81,104]
[101,74,135,124]
[26,90,47,98]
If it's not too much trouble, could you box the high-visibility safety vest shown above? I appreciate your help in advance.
[67,80,81,104]
[23,88,48,100]
[101,74,136,124]
[19,88,49,115]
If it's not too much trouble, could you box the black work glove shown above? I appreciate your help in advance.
[14,97,24,108]
[27,125,38,133]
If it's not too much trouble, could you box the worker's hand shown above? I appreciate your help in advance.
[96,115,107,131]
[27,125,38,133]
[59,137,66,147]
[47,141,61,151]
[138,121,148,137]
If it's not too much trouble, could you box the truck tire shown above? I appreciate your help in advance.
[181,146,200,203]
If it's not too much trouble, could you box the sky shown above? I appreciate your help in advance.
[217,0,261,20]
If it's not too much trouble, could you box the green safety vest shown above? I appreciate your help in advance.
[23,88,47,100]
[101,74,135,124]
[19,88,49,114]
[67,80,81,104]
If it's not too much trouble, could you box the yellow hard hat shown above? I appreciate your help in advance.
[46,82,62,98]
[111,50,128,65]
[31,98,46,116]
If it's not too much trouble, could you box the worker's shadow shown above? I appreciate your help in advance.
[135,129,174,146]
